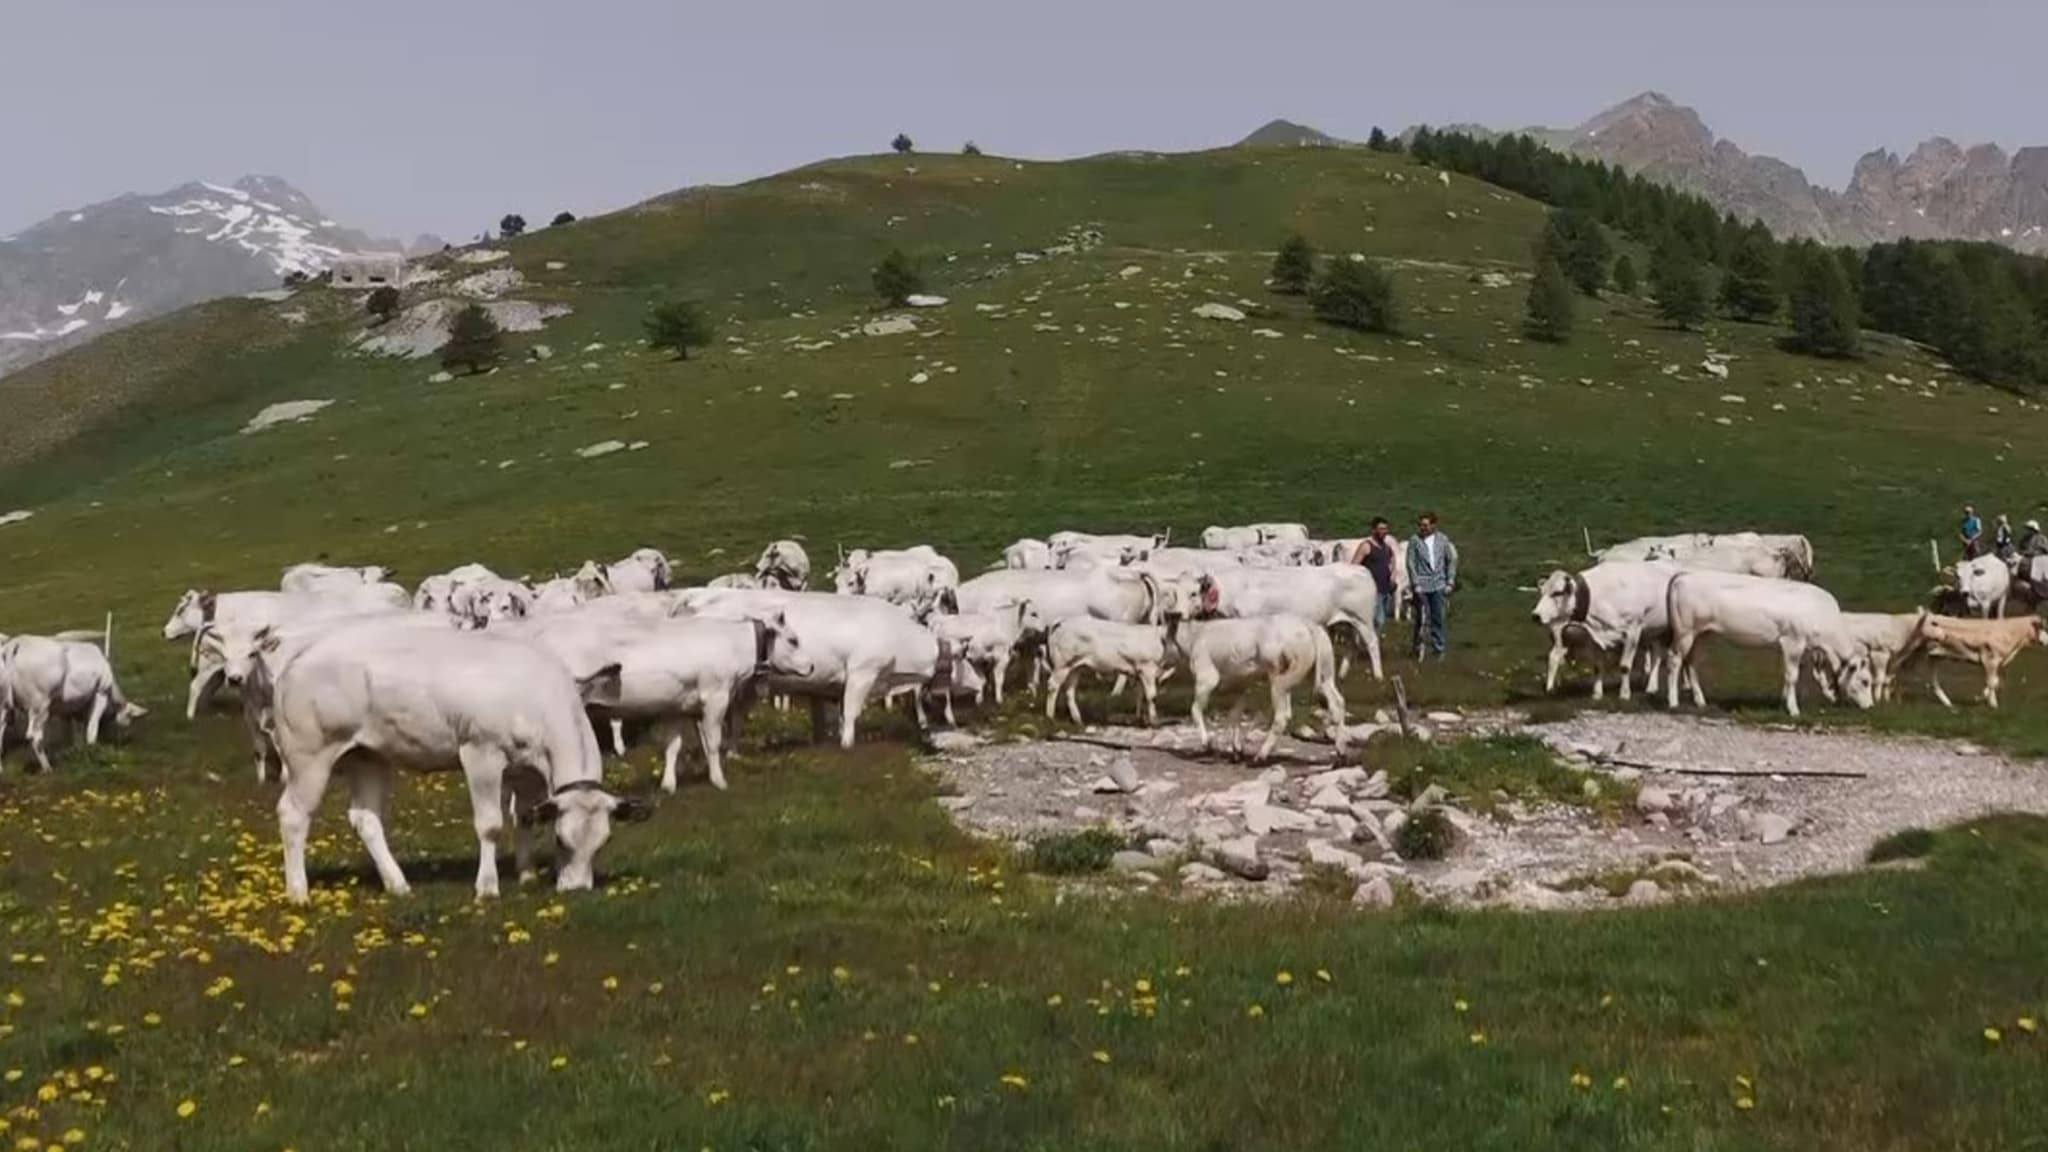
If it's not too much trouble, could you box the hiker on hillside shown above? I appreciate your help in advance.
[1405,512,1458,661]
[1994,514,2016,561]
[1349,517,1399,632]
[2022,519,2048,559]
[1960,505,1984,559]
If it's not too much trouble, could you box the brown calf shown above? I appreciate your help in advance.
[1896,613,2048,709]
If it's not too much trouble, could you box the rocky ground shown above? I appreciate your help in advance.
[924,709,2048,911]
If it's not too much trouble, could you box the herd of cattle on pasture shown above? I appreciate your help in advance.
[0,520,2041,902]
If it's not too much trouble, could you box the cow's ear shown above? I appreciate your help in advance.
[198,591,218,616]
[611,795,654,824]
[253,626,281,655]
[520,800,560,828]
[576,663,623,706]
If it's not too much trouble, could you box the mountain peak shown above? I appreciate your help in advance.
[1238,119,1344,148]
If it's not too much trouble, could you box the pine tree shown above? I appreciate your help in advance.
[550,211,577,227]
[872,249,924,306]
[499,214,526,239]
[1650,235,1707,329]
[1718,227,1782,321]
[1784,246,1860,358]
[891,133,914,154]
[1311,258,1400,334]
[441,304,503,376]
[1367,127,1391,152]
[1612,253,1639,295]
[1270,233,1315,295]
[1524,258,1574,343]
[1538,208,1610,297]
[643,299,714,361]
[961,140,982,156]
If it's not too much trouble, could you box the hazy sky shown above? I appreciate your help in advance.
[6,0,2040,240]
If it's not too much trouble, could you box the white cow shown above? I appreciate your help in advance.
[280,564,393,594]
[1238,540,1322,568]
[832,547,961,619]
[1142,548,1246,577]
[929,603,1032,705]
[1930,542,2012,618]
[1158,591,1348,761]
[0,634,145,772]
[1200,525,1264,551]
[413,563,503,613]
[586,548,672,595]
[1048,532,1164,568]
[1323,535,1410,619]
[1036,613,1174,726]
[1193,567,1386,681]
[957,567,1164,694]
[679,588,970,748]
[165,588,410,717]
[1835,611,1930,703]
[755,540,812,590]
[264,620,647,903]
[531,576,599,615]
[1529,561,1685,700]
[1596,532,1815,581]
[1664,571,1873,717]
[1002,538,1054,571]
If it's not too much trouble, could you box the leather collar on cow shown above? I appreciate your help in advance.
[552,779,608,799]
[1568,573,1591,624]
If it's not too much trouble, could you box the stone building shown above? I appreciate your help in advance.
[330,252,407,290]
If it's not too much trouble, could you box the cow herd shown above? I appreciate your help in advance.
[1,520,2040,904]
[1536,531,2048,717]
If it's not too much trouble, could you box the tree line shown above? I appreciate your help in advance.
[1398,126,2048,388]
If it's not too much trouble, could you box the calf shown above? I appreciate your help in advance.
[1528,560,1684,701]
[1162,592,1347,761]
[0,635,145,772]
[1834,611,1929,703]
[1664,571,1873,717]
[1895,613,2047,709]
[265,619,645,903]
[1038,613,1173,726]
[281,563,392,594]
[929,602,1031,706]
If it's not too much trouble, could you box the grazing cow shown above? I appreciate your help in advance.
[1193,567,1386,681]
[280,564,393,594]
[1200,525,1264,551]
[1036,612,1174,726]
[1143,547,1246,577]
[1929,541,2012,618]
[1893,613,2047,709]
[1160,584,1347,761]
[413,563,504,613]
[1529,561,1686,700]
[1664,571,1873,717]
[679,588,971,748]
[957,568,1164,694]
[1002,538,1054,571]
[531,576,599,615]
[1048,532,1164,568]
[264,620,647,903]
[833,546,961,619]
[755,540,812,590]
[929,602,1032,706]
[585,548,671,595]
[448,578,535,628]
[1596,532,1815,581]
[1834,611,1930,703]
[0,634,145,772]
[1238,540,1322,568]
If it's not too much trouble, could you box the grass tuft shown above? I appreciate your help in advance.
[1023,828,1125,875]
[1868,827,1937,864]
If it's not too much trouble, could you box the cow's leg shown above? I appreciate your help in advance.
[277,742,349,904]
[1930,667,1955,709]
[840,669,878,750]
[1225,694,1249,760]
[185,668,220,721]
[1043,664,1067,721]
[1139,666,1160,727]
[610,718,627,757]
[345,764,411,896]
[1192,666,1219,751]
[1618,630,1644,701]
[85,692,108,746]
[1350,619,1384,681]
[460,745,510,900]
[1665,633,1699,710]
[1256,676,1293,762]
[1642,639,1666,695]
[991,651,1010,706]
[700,703,730,790]
[1065,669,1086,726]
[1109,674,1129,699]
[1983,658,2002,709]
[1779,640,1804,718]
[23,706,52,773]
[659,723,687,794]
[1544,635,1567,695]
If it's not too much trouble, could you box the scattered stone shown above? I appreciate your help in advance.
[929,731,987,753]
[545,260,567,271]
[0,511,34,529]
[1111,851,1158,874]
[937,795,975,812]
[1426,710,1463,725]
[1107,755,1141,794]
[1307,840,1365,875]
[1754,813,1794,845]
[906,294,949,308]
[910,371,931,384]
[1635,787,1674,815]
[1432,868,1490,897]
[427,370,454,384]
[1119,265,1143,279]
[529,343,554,361]
[1192,303,1246,322]
[1145,838,1183,860]
[1244,804,1315,836]
[575,440,627,459]
[1214,837,1268,881]
[1381,809,1409,840]
[1179,862,1228,884]
[1411,784,1449,810]
[1647,859,1706,884]
[1308,785,1352,812]
[1476,271,1514,289]
[862,315,918,337]
[1623,878,1663,905]
[241,399,333,434]
[1352,876,1396,908]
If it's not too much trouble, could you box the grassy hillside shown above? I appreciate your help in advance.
[2,145,2047,1149]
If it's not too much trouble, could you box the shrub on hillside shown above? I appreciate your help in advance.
[1366,126,1397,153]
[1719,226,1782,321]
[442,304,503,376]
[872,248,924,307]
[1311,257,1400,334]
[499,214,526,239]
[644,298,714,361]
[1612,253,1639,295]
[891,133,914,154]
[962,140,982,156]
[1270,233,1316,296]
[1025,829,1123,875]
[1394,808,1454,861]
[1539,208,1611,297]
[550,211,576,227]
[1524,258,1574,343]
[365,286,401,325]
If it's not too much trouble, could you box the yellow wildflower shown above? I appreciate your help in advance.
[408,1003,429,1019]
[176,1099,197,1119]
[1315,969,1332,983]
[706,1090,731,1106]
[1134,979,1152,995]
[601,977,619,992]
[2019,1016,2039,1034]
[1275,971,1293,987]
[1984,1026,2003,1043]
[548,1056,569,1071]
[1246,1003,1265,1018]
[1735,1096,1756,1111]
[902,1033,920,1046]
[1454,998,1469,1013]
[1612,1076,1630,1091]
[1045,994,1063,1008]
[999,1073,1029,1089]
[1469,1031,1487,1046]
[831,967,850,982]
[1090,1050,1111,1065]
[226,1055,246,1068]
[61,1133,84,1147]
[1569,1072,1592,1090]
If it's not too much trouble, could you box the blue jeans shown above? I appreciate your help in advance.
[1412,590,1448,657]
[1373,589,1395,633]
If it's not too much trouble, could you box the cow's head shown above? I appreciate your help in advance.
[1836,652,1876,710]
[163,590,210,640]
[528,781,650,893]
[1530,570,1583,627]
[114,700,148,727]
[571,561,614,599]
[755,612,815,679]
[1012,599,1050,640]
[934,638,985,697]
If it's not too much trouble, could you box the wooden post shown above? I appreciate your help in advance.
[1392,675,1413,740]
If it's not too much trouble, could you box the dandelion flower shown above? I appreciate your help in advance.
[1453,998,1469,1013]
[647,982,664,996]
[1315,969,1332,983]
[1045,994,1063,1008]
[1275,971,1293,987]
[601,977,619,992]
[1469,1031,1487,1046]
[61,1133,83,1147]
[927,981,942,994]
[999,1073,1029,1089]
[1612,1076,1630,1091]
[254,1101,270,1117]
[1246,1003,1265,1018]
[549,1055,569,1071]
[1173,966,1192,977]
[1569,1071,1592,1090]
[1091,1050,1111,1064]
[902,1033,920,1046]
[543,952,560,967]
[1735,1096,1756,1111]
[785,965,802,976]
[1984,1026,2003,1043]
[2019,1016,2038,1034]
[226,1055,246,1068]
[831,967,850,982]
[408,1003,429,1019]
[706,1089,731,1106]
[142,1013,161,1027]
[935,1094,956,1108]
[176,1099,197,1119]
[512,1040,529,1052]
[3,993,21,1008]
[1134,978,1152,995]
[1734,1074,1752,1089]
[2,1071,18,1083]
